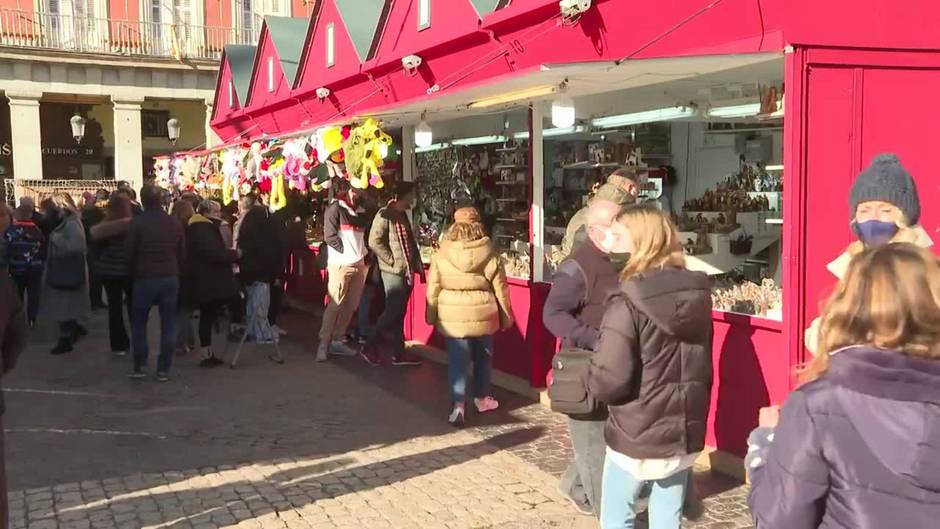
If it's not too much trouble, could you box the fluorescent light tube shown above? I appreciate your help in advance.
[707,103,761,119]
[450,135,507,146]
[591,107,695,128]
[415,142,448,153]
[513,125,586,140]
[469,85,559,109]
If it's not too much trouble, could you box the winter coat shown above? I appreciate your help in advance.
[1,220,45,278]
[90,218,131,279]
[126,209,185,278]
[0,273,27,414]
[588,267,713,459]
[237,205,284,284]
[747,346,940,529]
[184,214,240,306]
[426,237,513,338]
[42,212,90,323]
[369,206,423,279]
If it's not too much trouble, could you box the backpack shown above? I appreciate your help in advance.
[3,223,43,278]
[547,260,607,418]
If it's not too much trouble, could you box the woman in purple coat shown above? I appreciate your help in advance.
[747,242,940,528]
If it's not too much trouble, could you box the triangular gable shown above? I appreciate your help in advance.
[469,0,502,16]
[368,0,482,69]
[265,16,309,85]
[335,0,387,62]
[211,52,236,121]
[225,44,257,109]
[245,19,300,108]
[295,0,366,90]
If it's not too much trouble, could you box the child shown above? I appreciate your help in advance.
[426,207,513,426]
[3,204,45,326]
[588,204,713,529]
[748,243,940,528]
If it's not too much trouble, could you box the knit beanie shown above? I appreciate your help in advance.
[849,153,921,225]
[453,207,480,224]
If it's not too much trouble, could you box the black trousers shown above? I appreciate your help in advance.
[268,278,284,325]
[102,277,132,352]
[198,301,225,348]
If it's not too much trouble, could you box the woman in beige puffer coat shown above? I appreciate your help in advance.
[427,207,513,426]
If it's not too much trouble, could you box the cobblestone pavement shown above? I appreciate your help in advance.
[4,307,753,529]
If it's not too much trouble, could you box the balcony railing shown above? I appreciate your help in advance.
[0,9,257,61]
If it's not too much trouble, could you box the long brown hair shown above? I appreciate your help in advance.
[802,243,940,382]
[616,204,686,280]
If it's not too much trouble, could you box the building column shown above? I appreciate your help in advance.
[7,92,43,179]
[530,103,545,283]
[112,98,144,190]
[205,99,221,148]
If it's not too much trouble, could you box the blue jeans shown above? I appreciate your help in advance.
[356,283,375,338]
[600,455,688,529]
[446,336,493,405]
[131,276,179,373]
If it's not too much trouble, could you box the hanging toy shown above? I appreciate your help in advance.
[362,118,392,189]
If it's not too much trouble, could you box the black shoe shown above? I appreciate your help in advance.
[128,369,147,379]
[391,352,423,366]
[75,325,88,337]
[199,358,216,368]
[50,342,73,355]
[210,356,226,367]
[156,371,170,382]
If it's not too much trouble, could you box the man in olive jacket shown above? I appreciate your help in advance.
[361,181,425,367]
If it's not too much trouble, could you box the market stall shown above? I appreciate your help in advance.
[201,0,940,471]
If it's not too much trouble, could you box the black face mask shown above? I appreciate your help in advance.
[609,252,631,272]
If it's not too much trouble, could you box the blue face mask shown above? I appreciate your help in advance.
[853,220,899,246]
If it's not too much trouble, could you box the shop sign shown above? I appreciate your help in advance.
[0,143,10,157]
[41,146,97,157]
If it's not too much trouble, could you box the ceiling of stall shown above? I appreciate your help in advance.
[372,52,784,128]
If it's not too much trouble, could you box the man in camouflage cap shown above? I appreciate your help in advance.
[561,167,645,256]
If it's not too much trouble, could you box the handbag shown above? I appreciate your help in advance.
[548,346,603,416]
[46,251,86,290]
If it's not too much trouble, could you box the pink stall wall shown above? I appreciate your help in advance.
[244,28,293,111]
[212,59,240,121]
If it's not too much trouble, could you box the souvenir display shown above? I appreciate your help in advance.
[711,278,782,319]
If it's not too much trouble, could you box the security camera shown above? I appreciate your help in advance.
[316,87,331,100]
[560,0,591,20]
[401,55,423,71]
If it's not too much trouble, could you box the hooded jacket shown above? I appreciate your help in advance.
[90,218,131,278]
[426,237,513,338]
[588,267,713,459]
[748,346,940,529]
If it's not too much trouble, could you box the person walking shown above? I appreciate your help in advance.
[316,185,369,361]
[360,181,425,367]
[804,153,932,355]
[1,205,45,327]
[543,198,627,517]
[426,207,513,426]
[185,200,240,368]
[126,185,185,381]
[0,273,28,529]
[748,243,940,528]
[42,193,90,355]
[90,193,134,357]
[588,205,712,529]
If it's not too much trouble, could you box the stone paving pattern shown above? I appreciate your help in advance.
[4,307,754,528]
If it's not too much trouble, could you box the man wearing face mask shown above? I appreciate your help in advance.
[316,185,370,362]
[544,198,628,517]
[804,153,932,355]
[561,167,644,256]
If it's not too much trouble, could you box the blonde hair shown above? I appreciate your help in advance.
[442,221,486,243]
[801,243,940,382]
[616,204,686,280]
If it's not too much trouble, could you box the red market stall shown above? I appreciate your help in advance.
[205,0,940,472]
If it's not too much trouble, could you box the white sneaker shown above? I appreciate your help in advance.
[272,325,288,336]
[329,341,359,357]
[315,343,329,362]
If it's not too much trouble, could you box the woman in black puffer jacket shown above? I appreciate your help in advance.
[90,193,133,356]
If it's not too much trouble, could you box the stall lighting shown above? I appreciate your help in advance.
[70,113,86,143]
[167,118,180,146]
[512,125,587,140]
[415,120,433,148]
[415,142,448,153]
[450,135,508,146]
[468,85,559,109]
[765,164,784,171]
[591,106,695,128]
[551,97,576,128]
[707,103,761,119]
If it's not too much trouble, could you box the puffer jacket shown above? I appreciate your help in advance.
[426,237,513,338]
[588,266,713,459]
[369,205,423,278]
[748,346,940,529]
[90,218,131,278]
[184,214,239,306]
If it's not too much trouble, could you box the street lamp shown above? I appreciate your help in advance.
[70,113,86,143]
[167,118,180,145]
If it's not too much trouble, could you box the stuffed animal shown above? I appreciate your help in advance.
[344,125,370,189]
